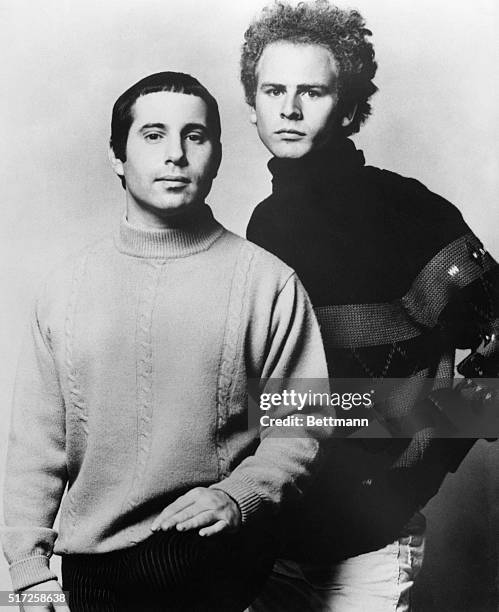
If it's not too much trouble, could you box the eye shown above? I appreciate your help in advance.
[144,132,163,142]
[185,132,206,144]
[264,87,284,97]
[302,89,322,99]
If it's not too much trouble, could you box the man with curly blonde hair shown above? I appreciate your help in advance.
[241,0,377,144]
[242,1,499,610]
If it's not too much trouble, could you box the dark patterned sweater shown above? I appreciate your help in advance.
[247,138,499,561]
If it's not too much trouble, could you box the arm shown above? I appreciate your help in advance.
[426,236,499,453]
[215,273,331,515]
[17,580,70,612]
[390,234,499,506]
[427,258,499,466]
[1,295,68,592]
[152,273,331,534]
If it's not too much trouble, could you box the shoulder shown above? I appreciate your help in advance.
[35,234,114,309]
[247,195,276,223]
[364,166,465,226]
[221,229,296,294]
[47,233,113,279]
[224,230,294,278]
[246,195,282,234]
[246,195,289,256]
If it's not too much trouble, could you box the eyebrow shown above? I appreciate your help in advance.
[139,123,167,132]
[260,82,330,90]
[297,84,329,91]
[182,123,209,133]
[138,122,209,133]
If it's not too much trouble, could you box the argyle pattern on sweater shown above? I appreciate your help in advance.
[247,140,499,560]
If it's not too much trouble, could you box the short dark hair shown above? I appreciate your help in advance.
[241,0,377,136]
[110,71,222,162]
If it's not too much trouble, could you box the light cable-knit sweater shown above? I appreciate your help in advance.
[2,204,329,590]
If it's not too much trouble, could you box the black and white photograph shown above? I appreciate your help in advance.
[1,1,498,610]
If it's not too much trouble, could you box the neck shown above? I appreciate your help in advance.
[115,203,224,259]
[269,138,365,196]
[126,199,206,230]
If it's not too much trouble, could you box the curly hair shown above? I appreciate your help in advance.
[241,0,377,136]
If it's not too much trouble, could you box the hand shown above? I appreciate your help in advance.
[19,579,70,612]
[151,487,241,537]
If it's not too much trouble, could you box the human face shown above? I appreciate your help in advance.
[110,91,219,227]
[252,42,342,159]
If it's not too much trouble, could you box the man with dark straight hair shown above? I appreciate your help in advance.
[1,71,331,611]
[242,1,499,610]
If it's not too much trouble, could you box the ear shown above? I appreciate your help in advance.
[210,142,222,180]
[108,146,125,178]
[341,104,357,128]
[250,106,257,125]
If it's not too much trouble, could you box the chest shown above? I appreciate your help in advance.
[49,257,232,386]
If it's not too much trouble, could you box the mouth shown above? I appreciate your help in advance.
[275,129,306,140]
[156,176,191,184]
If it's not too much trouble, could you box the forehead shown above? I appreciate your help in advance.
[130,91,209,127]
[256,42,339,85]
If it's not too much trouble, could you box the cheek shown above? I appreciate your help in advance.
[124,151,151,177]
[126,165,149,188]
[255,115,274,142]
[313,101,339,129]
[190,152,216,183]
[255,100,275,128]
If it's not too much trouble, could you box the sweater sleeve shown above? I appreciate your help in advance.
[213,272,331,523]
[1,295,67,591]
[391,232,499,505]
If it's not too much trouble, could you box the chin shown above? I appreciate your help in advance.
[269,141,312,160]
[157,202,199,216]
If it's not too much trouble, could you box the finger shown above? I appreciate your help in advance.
[156,500,210,531]
[151,495,198,531]
[156,501,212,531]
[199,520,228,537]
[176,510,216,532]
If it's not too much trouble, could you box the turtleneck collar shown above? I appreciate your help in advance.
[269,138,365,196]
[115,204,224,259]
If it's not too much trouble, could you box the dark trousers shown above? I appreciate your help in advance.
[62,528,275,611]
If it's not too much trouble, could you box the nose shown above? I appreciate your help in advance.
[164,135,186,165]
[280,93,303,121]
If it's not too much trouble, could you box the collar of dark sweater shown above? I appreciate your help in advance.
[268,138,365,197]
[115,204,224,259]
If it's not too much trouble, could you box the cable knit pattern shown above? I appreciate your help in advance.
[215,242,255,480]
[122,261,163,526]
[1,204,329,591]
[63,252,92,543]
[65,252,90,434]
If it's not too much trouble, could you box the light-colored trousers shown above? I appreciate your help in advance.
[251,533,425,612]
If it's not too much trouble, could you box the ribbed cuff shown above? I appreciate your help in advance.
[9,555,57,592]
[211,476,264,524]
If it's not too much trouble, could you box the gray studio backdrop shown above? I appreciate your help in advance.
[1,0,498,609]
